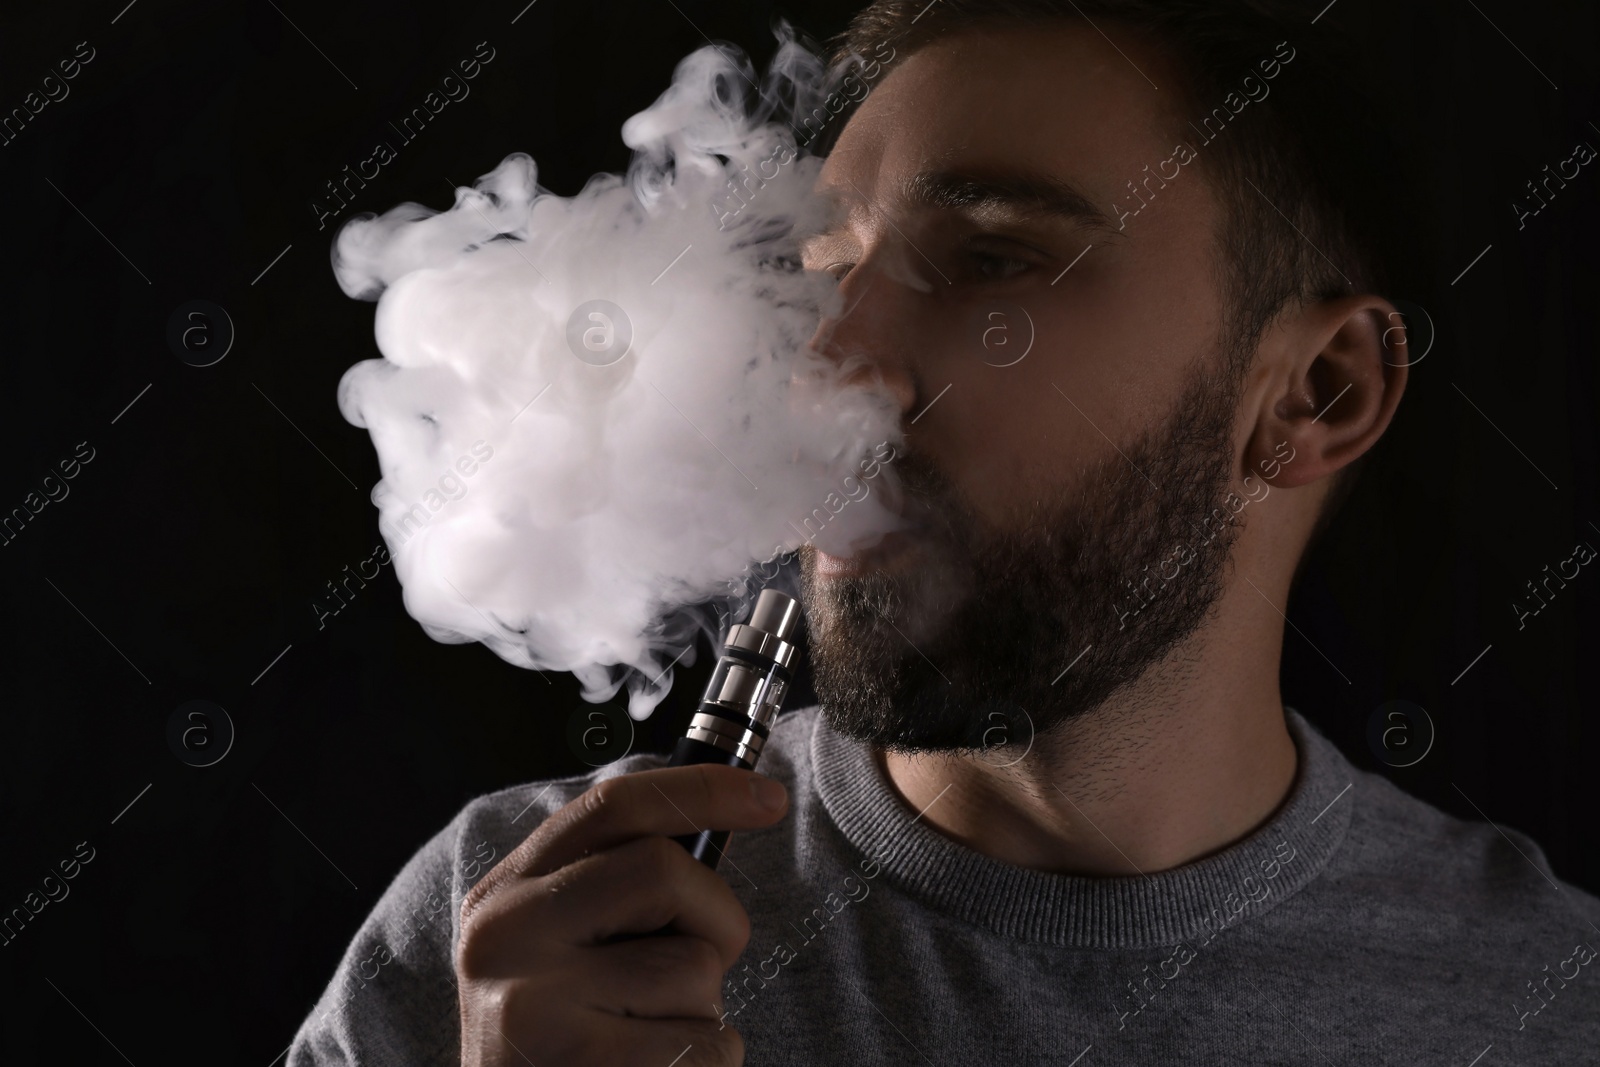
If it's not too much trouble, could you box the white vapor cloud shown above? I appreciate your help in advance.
[331,27,906,719]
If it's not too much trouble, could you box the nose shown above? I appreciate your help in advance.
[804,247,919,418]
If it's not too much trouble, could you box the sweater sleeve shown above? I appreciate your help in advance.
[285,806,468,1067]
[283,756,668,1066]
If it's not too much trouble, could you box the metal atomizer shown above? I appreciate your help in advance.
[666,588,802,869]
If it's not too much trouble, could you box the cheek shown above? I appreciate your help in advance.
[918,295,1201,527]
[912,306,1075,524]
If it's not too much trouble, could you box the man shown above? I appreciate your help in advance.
[290,3,1599,1064]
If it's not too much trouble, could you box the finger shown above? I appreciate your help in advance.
[470,981,743,1067]
[464,835,750,972]
[581,935,729,1020]
[467,764,786,908]
[535,765,788,876]
[597,1016,744,1067]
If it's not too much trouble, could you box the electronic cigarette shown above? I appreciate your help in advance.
[666,588,802,870]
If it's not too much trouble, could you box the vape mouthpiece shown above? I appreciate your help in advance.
[667,588,803,868]
[748,588,802,643]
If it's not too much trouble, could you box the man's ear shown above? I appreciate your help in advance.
[1242,294,1409,490]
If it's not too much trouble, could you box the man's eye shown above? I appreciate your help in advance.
[825,262,855,281]
[968,251,1031,281]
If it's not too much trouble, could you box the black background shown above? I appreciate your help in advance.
[0,0,1595,1061]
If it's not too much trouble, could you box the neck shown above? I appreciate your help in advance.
[877,575,1299,876]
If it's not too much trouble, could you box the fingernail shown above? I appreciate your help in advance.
[751,774,787,811]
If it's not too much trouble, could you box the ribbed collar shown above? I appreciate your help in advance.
[810,705,1353,949]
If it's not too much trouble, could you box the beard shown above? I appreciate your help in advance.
[797,352,1247,756]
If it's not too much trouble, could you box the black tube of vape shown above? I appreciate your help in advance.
[666,588,802,870]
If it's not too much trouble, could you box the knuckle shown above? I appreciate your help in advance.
[458,881,552,980]
[462,979,517,1037]
[455,913,496,979]
[477,979,514,1026]
[498,979,542,1028]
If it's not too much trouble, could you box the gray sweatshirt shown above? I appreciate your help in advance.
[287,706,1600,1065]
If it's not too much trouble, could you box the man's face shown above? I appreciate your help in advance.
[796,22,1253,753]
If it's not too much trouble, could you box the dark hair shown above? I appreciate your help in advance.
[821,0,1430,562]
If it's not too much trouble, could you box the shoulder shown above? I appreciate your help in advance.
[1297,764,1600,1051]
[1314,760,1598,949]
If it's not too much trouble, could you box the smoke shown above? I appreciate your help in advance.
[331,27,905,719]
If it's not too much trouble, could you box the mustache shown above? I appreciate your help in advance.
[886,446,1102,564]
[880,449,973,544]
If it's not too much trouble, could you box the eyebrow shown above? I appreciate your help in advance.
[895,169,1124,238]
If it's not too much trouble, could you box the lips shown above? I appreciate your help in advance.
[814,529,920,577]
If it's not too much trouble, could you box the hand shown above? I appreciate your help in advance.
[456,763,789,1066]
